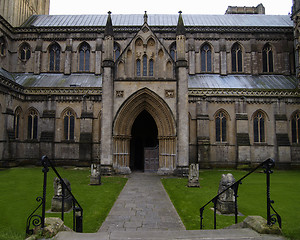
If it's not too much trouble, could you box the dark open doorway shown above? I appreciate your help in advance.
[130,110,158,171]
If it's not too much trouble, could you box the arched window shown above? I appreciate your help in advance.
[215,111,227,142]
[292,112,300,144]
[149,59,154,76]
[263,44,274,73]
[20,43,31,61]
[253,111,265,143]
[231,43,243,73]
[114,43,120,62]
[170,42,177,61]
[14,108,21,139]
[143,55,147,76]
[27,109,38,140]
[64,110,75,141]
[49,43,61,71]
[79,42,90,71]
[0,37,6,56]
[201,44,212,72]
[136,59,141,76]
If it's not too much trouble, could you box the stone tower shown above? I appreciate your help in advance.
[292,0,300,88]
[0,0,50,27]
[175,11,189,175]
[101,12,115,172]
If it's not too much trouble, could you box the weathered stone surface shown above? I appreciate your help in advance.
[243,216,282,235]
[187,163,200,187]
[51,177,73,212]
[216,173,236,214]
[90,163,101,185]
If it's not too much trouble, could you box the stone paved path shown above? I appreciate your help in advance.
[98,171,185,232]
[54,172,285,240]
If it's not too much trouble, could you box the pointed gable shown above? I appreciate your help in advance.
[115,17,175,80]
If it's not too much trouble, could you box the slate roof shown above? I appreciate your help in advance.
[188,74,298,89]
[22,14,293,28]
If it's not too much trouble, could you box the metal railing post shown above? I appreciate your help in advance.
[41,156,49,229]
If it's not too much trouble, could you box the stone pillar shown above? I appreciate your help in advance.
[100,12,114,172]
[34,39,42,75]
[175,12,189,175]
[64,39,72,75]
[95,39,102,75]
[250,38,258,75]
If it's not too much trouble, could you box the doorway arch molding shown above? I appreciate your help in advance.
[113,87,177,174]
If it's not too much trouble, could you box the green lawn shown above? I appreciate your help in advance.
[0,167,127,240]
[162,169,300,240]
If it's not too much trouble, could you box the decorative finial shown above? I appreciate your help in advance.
[104,11,114,37]
[176,11,186,36]
[179,10,182,14]
[144,11,148,24]
[108,11,111,15]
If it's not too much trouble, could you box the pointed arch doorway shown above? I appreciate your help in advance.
[130,110,159,171]
[113,88,176,174]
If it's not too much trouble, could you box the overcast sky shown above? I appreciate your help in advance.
[50,0,293,15]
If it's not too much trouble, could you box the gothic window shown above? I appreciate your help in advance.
[201,44,212,72]
[49,43,61,71]
[143,55,147,76]
[20,43,31,61]
[114,43,120,62]
[263,44,274,73]
[0,37,6,56]
[215,111,227,142]
[79,42,90,71]
[64,110,75,141]
[14,108,21,139]
[27,109,38,140]
[292,112,300,144]
[136,59,141,76]
[170,42,177,61]
[149,59,154,76]
[253,111,265,143]
[231,43,243,73]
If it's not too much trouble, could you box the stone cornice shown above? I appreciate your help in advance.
[188,88,300,99]
[24,87,102,95]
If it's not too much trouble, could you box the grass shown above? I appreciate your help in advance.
[0,167,127,240]
[162,169,300,240]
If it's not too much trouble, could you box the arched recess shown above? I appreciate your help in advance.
[113,88,176,173]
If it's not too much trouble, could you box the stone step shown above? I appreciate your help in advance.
[54,228,285,240]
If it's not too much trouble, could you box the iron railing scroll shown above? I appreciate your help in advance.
[199,158,281,230]
[26,155,83,236]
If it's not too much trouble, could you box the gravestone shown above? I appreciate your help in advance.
[90,163,101,185]
[216,173,236,214]
[51,177,73,212]
[187,163,200,187]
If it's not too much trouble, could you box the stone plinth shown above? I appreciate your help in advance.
[51,177,72,212]
[216,173,236,214]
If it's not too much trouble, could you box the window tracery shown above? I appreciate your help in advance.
[201,43,212,72]
[253,111,265,143]
[170,42,177,61]
[215,111,227,142]
[263,44,274,73]
[64,110,75,141]
[49,43,61,71]
[20,43,31,61]
[231,43,243,73]
[79,42,90,71]
[27,109,38,140]
[292,112,300,144]
[114,43,120,62]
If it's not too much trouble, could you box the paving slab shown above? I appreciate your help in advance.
[98,172,185,232]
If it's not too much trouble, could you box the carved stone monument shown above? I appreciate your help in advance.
[216,173,236,214]
[187,163,200,187]
[51,177,72,212]
[90,163,101,185]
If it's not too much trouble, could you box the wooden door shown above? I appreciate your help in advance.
[144,145,159,172]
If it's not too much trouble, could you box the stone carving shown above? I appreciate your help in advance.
[116,90,124,98]
[90,163,101,185]
[187,163,200,187]
[165,90,175,98]
[216,173,236,214]
[51,177,72,212]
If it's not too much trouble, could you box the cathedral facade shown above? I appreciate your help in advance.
[0,1,299,174]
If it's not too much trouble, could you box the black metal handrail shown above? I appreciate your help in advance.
[26,155,83,236]
[199,158,281,230]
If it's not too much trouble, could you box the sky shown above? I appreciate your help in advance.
[50,0,293,15]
